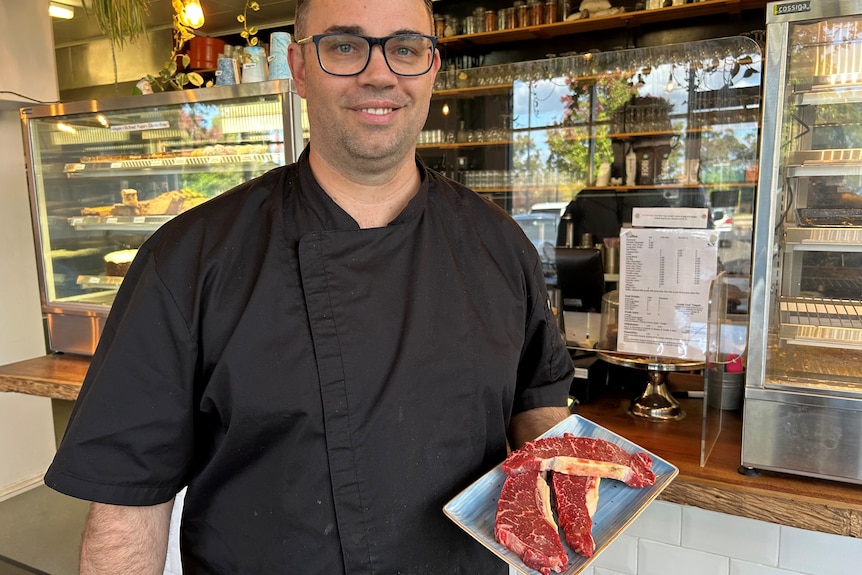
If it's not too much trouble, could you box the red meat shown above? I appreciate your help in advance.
[552,474,600,557]
[502,434,655,488]
[494,471,568,575]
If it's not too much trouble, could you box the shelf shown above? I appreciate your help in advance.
[432,84,512,98]
[436,0,769,48]
[787,163,862,178]
[795,85,862,106]
[585,183,755,191]
[784,226,862,246]
[68,215,173,232]
[778,297,862,350]
[62,152,285,178]
[76,275,124,290]
[417,140,511,150]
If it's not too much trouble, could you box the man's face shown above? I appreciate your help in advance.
[289,0,440,172]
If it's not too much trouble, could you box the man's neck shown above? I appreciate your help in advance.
[309,149,421,229]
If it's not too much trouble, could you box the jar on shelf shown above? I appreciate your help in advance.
[473,7,486,33]
[544,1,557,23]
[463,15,476,35]
[434,15,446,37]
[557,0,571,20]
[528,0,543,26]
[484,10,497,32]
[444,15,458,36]
[505,7,517,29]
[514,1,527,28]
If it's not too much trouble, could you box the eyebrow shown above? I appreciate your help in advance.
[321,25,426,36]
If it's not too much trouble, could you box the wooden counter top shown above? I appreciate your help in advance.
[0,353,89,401]
[3,353,862,538]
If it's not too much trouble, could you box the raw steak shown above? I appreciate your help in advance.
[552,474,601,557]
[502,434,655,488]
[495,470,568,575]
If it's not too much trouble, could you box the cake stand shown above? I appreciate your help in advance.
[596,352,705,421]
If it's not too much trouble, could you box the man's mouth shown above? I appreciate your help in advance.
[360,108,395,115]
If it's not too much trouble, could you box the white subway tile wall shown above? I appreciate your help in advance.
[164,497,859,575]
[503,500,846,575]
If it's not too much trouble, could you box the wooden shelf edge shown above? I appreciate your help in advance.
[437,0,770,48]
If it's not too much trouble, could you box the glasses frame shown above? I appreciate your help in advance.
[295,33,438,77]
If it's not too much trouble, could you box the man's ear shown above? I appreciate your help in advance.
[288,43,307,98]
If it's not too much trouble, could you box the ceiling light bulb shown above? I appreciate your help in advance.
[49,2,75,19]
[442,103,450,115]
[180,0,205,29]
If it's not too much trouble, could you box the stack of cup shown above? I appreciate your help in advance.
[241,45,268,83]
[215,56,239,85]
[268,32,292,80]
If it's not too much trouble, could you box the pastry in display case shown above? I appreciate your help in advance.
[743,0,862,484]
[20,80,305,355]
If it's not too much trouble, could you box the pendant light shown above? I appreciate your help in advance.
[179,0,206,29]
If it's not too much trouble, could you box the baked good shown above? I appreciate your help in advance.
[104,249,138,277]
[81,205,114,217]
[121,189,139,206]
[140,191,185,215]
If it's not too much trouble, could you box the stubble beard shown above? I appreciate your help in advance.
[313,94,430,175]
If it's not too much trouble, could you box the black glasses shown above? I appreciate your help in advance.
[295,33,437,77]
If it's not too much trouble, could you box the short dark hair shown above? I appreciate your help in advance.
[294,0,434,39]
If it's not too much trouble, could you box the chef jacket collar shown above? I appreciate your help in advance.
[295,145,430,231]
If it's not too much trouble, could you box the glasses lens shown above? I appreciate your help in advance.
[317,35,369,75]
[316,34,434,76]
[383,35,435,75]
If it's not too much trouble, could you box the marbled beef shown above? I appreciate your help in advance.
[552,474,600,557]
[494,470,567,574]
[502,434,655,488]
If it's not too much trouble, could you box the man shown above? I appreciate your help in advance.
[45,0,573,572]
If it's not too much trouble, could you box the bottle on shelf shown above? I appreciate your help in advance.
[625,143,637,186]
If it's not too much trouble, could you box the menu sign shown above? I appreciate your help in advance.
[618,227,719,360]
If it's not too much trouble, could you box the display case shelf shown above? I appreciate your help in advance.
[62,153,285,178]
[76,275,124,290]
[68,215,174,233]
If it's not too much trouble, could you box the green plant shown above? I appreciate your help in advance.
[140,0,209,92]
[84,0,149,47]
[237,1,261,46]
[83,0,150,91]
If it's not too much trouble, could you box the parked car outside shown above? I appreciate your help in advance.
[513,212,559,277]
[712,208,733,233]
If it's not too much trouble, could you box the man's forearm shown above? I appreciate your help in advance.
[508,405,571,450]
[81,499,174,575]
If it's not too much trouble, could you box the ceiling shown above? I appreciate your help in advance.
[52,0,299,47]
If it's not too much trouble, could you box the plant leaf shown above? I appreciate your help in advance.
[188,72,204,86]
[249,26,258,35]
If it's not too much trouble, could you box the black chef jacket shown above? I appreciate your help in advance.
[45,148,573,574]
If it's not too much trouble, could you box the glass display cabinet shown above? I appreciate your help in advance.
[743,0,862,484]
[20,80,305,355]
